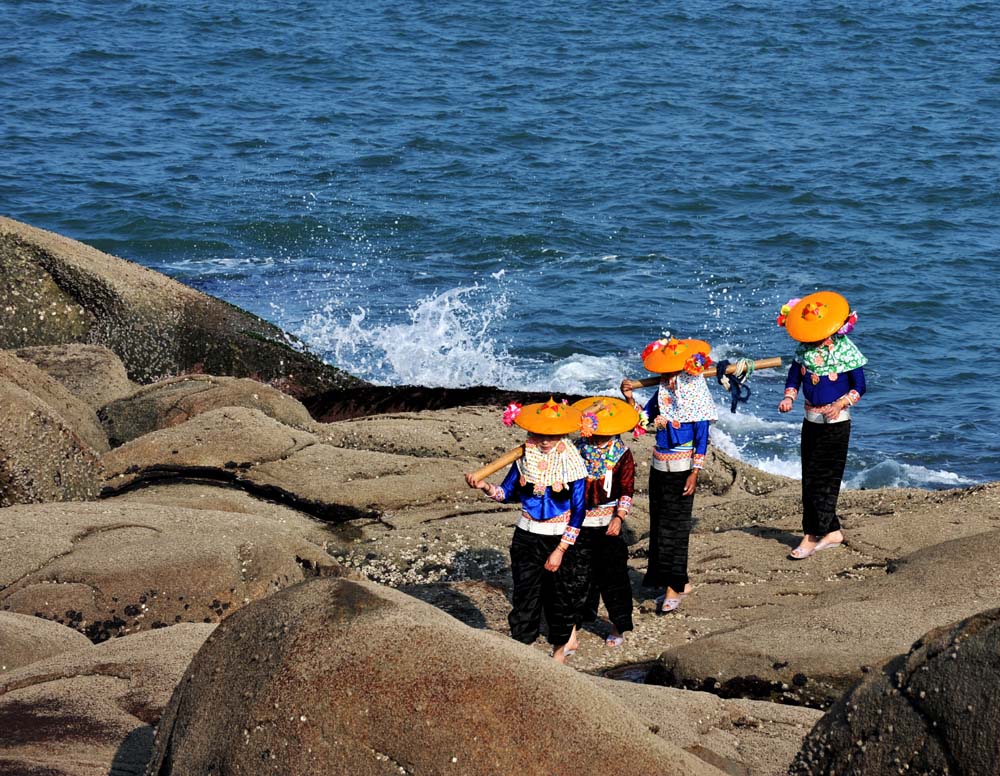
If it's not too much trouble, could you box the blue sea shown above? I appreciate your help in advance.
[3,1,999,488]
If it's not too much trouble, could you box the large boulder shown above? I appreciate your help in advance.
[15,343,136,410]
[147,577,723,775]
[594,677,821,776]
[0,380,102,507]
[0,216,362,397]
[100,374,313,447]
[0,624,213,776]
[791,608,1000,775]
[0,349,108,453]
[0,501,342,641]
[656,529,1000,708]
[0,611,92,674]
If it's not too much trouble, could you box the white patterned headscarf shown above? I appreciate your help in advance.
[657,373,719,423]
[517,436,589,495]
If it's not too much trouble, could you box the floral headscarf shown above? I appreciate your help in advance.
[657,373,719,424]
[795,335,867,377]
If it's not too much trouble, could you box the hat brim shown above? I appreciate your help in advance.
[514,401,583,435]
[785,291,850,343]
[643,339,712,374]
[571,396,640,436]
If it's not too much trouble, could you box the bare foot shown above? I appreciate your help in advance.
[552,645,569,663]
[819,530,844,545]
[565,626,579,653]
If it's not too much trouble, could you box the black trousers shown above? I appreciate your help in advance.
[642,468,694,594]
[579,526,634,633]
[801,419,851,537]
[508,528,592,647]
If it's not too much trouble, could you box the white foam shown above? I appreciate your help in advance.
[846,460,974,490]
[296,284,525,388]
[711,422,801,480]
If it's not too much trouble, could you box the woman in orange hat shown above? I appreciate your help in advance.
[465,398,591,663]
[569,396,639,647]
[621,337,718,614]
[776,291,867,560]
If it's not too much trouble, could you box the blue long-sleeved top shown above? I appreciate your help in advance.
[784,363,866,409]
[642,394,710,470]
[489,464,587,544]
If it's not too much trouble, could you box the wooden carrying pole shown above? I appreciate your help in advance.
[628,356,783,389]
[471,444,525,482]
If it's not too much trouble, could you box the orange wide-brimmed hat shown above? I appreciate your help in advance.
[572,396,640,437]
[781,291,850,343]
[514,397,583,435]
[641,337,713,375]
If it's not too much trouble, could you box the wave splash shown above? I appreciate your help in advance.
[297,283,973,491]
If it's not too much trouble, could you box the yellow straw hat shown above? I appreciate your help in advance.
[514,397,583,435]
[781,291,850,343]
[641,337,713,375]
[571,396,640,437]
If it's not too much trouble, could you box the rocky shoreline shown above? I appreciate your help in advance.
[2,216,998,775]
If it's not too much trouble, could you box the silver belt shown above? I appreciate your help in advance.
[804,407,851,424]
[515,515,567,535]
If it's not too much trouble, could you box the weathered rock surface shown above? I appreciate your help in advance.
[0,623,213,776]
[14,343,136,410]
[0,216,362,396]
[99,374,314,447]
[1,349,109,453]
[0,611,92,674]
[101,407,469,521]
[791,608,1000,776]
[594,677,821,776]
[657,528,1000,708]
[147,577,722,776]
[0,501,342,641]
[0,379,102,507]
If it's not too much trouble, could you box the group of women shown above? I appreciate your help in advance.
[465,291,867,662]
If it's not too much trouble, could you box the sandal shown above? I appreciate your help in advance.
[788,545,816,560]
[605,634,624,647]
[814,540,843,552]
[654,594,681,614]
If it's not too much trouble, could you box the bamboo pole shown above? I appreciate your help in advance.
[470,444,525,482]
[625,356,783,390]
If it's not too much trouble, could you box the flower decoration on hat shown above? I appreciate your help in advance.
[837,311,859,336]
[776,298,801,328]
[502,402,522,427]
[632,408,650,438]
[683,351,713,376]
[580,412,599,438]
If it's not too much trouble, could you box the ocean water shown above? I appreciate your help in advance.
[3,1,999,488]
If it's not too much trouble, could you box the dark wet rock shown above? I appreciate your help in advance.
[304,385,581,422]
[0,612,92,674]
[0,379,102,508]
[14,343,136,411]
[0,217,362,398]
[791,607,1000,775]
[657,529,1000,709]
[99,374,313,447]
[0,624,212,776]
[146,577,723,776]
[0,502,343,641]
